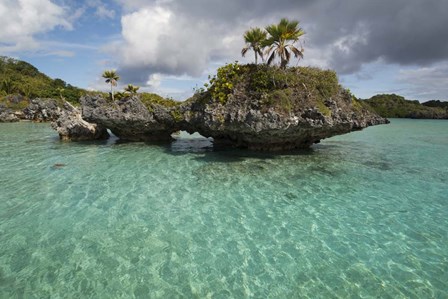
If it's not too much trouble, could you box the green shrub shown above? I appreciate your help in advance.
[203,63,341,112]
[140,93,181,109]
[0,96,29,110]
[170,109,183,122]
[316,100,331,117]
[207,62,243,103]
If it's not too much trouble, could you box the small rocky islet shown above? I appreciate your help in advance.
[51,64,389,151]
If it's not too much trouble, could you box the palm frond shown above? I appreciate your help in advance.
[102,70,120,82]
[263,18,306,68]
[124,84,140,94]
[242,27,267,63]
[256,49,264,61]
[285,48,290,61]
[290,46,304,59]
[267,51,276,65]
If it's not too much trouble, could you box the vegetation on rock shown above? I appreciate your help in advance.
[205,62,339,113]
[139,92,180,109]
[124,84,140,94]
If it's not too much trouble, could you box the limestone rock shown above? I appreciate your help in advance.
[23,98,63,122]
[51,102,109,141]
[0,106,19,122]
[81,95,178,141]
[181,89,388,151]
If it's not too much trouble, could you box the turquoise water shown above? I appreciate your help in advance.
[0,119,447,298]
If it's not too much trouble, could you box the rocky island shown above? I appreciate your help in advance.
[52,64,388,151]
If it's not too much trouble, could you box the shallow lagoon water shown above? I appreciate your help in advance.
[0,119,447,298]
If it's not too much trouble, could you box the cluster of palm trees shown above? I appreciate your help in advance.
[241,18,305,69]
[102,70,139,100]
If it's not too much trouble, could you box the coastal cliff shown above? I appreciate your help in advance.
[53,64,388,150]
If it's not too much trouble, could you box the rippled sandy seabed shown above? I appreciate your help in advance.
[0,119,447,298]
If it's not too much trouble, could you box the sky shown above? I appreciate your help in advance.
[1,0,447,101]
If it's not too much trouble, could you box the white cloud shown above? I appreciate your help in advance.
[119,7,171,68]
[87,0,115,19]
[115,5,218,77]
[147,73,162,88]
[95,5,115,19]
[108,4,253,84]
[45,50,76,57]
[398,62,448,100]
[0,0,71,53]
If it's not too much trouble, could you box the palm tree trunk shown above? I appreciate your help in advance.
[110,83,114,101]
[281,58,288,69]
[255,52,258,64]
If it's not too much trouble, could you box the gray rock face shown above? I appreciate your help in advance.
[0,106,19,122]
[181,90,388,151]
[23,99,63,122]
[74,90,388,150]
[51,102,109,141]
[80,95,177,141]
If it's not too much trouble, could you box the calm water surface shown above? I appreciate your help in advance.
[0,119,447,298]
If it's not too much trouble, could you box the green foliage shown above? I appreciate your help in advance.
[102,70,119,101]
[295,67,339,99]
[264,18,305,68]
[364,94,447,118]
[114,91,126,101]
[0,56,85,104]
[316,100,332,117]
[204,63,340,110]
[102,70,119,84]
[1,78,16,94]
[170,110,183,122]
[0,96,29,110]
[207,62,242,103]
[351,98,364,111]
[124,84,140,94]
[247,65,339,102]
[422,100,448,109]
[264,89,293,114]
[241,27,267,64]
[139,92,181,110]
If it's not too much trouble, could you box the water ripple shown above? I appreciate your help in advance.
[0,121,447,298]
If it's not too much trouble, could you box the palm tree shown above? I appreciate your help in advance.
[264,18,305,69]
[241,27,267,64]
[124,84,140,94]
[102,70,120,101]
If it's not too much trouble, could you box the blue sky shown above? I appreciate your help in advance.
[1,0,447,101]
